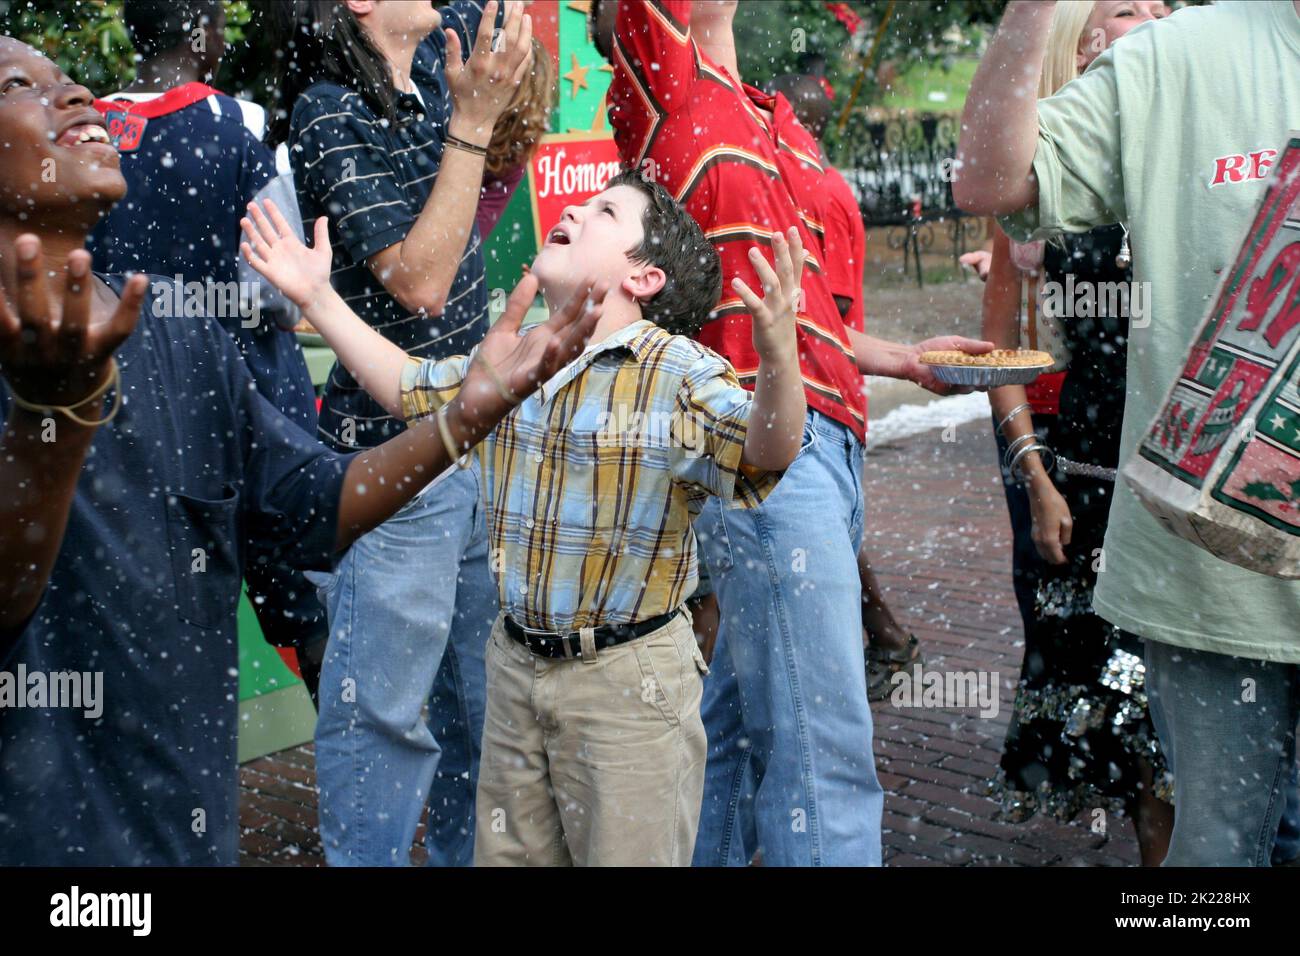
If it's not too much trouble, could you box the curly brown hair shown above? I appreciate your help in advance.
[485,38,554,177]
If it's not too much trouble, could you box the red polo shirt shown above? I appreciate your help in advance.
[821,165,867,335]
[609,0,866,440]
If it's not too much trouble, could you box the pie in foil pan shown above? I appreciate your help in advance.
[918,349,1056,387]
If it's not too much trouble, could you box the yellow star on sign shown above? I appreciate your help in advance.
[563,52,590,100]
[591,92,609,131]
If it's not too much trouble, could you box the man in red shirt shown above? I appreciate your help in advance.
[769,70,923,697]
[823,164,867,328]
[767,73,865,333]
[602,0,989,865]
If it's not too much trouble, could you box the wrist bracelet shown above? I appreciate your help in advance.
[1010,443,1056,483]
[472,349,517,404]
[444,133,488,157]
[1003,432,1037,469]
[996,402,1032,436]
[7,358,122,428]
[436,405,472,470]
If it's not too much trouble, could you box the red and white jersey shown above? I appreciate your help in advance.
[609,0,866,439]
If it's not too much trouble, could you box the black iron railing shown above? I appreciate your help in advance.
[834,112,985,286]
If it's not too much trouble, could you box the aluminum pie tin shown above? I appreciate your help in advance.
[923,362,1056,388]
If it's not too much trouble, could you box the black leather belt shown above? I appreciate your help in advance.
[503,609,680,660]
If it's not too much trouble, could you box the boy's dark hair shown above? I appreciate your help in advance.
[767,73,833,142]
[265,0,402,149]
[123,0,222,60]
[605,168,721,337]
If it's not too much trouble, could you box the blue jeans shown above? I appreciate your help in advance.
[1274,762,1300,865]
[312,465,497,866]
[692,410,883,866]
[1145,639,1299,866]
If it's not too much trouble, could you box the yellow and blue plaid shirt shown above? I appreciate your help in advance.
[401,318,779,632]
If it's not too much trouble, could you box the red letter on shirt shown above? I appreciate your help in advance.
[1249,149,1278,181]
[1210,154,1248,187]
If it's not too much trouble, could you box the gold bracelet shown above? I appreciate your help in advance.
[436,404,472,470]
[473,350,517,404]
[7,358,123,427]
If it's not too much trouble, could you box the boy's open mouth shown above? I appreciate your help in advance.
[55,121,114,150]
[546,226,571,245]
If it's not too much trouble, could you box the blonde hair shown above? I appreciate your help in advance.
[1040,1,1097,98]
[485,38,554,177]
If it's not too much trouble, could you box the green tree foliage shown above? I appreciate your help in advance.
[3,0,1004,109]
[216,1,281,106]
[0,0,275,103]
[735,0,1005,103]
[734,0,1005,158]
[0,0,135,92]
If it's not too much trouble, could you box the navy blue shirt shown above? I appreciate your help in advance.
[289,1,491,452]
[87,85,316,435]
[0,276,350,866]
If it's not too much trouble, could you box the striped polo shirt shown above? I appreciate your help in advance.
[609,0,866,441]
[288,1,490,451]
[820,165,867,335]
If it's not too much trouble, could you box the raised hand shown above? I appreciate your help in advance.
[240,200,331,311]
[455,273,607,428]
[735,227,803,365]
[0,236,144,412]
[444,0,534,136]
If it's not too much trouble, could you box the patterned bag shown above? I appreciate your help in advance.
[1123,131,1300,578]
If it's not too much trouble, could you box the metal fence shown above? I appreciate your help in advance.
[835,111,985,285]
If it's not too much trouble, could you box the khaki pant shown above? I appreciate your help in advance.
[474,610,709,866]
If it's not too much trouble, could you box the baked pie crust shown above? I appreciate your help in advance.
[918,348,1054,368]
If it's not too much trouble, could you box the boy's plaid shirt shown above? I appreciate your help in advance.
[401,319,779,632]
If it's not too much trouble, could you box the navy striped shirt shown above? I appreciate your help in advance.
[289,1,490,451]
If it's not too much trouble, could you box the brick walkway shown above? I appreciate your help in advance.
[239,417,1140,866]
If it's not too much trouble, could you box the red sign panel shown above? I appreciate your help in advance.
[526,132,622,248]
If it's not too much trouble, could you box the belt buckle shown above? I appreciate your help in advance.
[517,622,574,660]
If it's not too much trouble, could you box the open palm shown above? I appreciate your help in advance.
[734,227,803,363]
[0,238,145,407]
[240,200,332,310]
[457,274,608,427]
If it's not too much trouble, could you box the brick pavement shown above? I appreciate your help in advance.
[238,417,1140,866]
